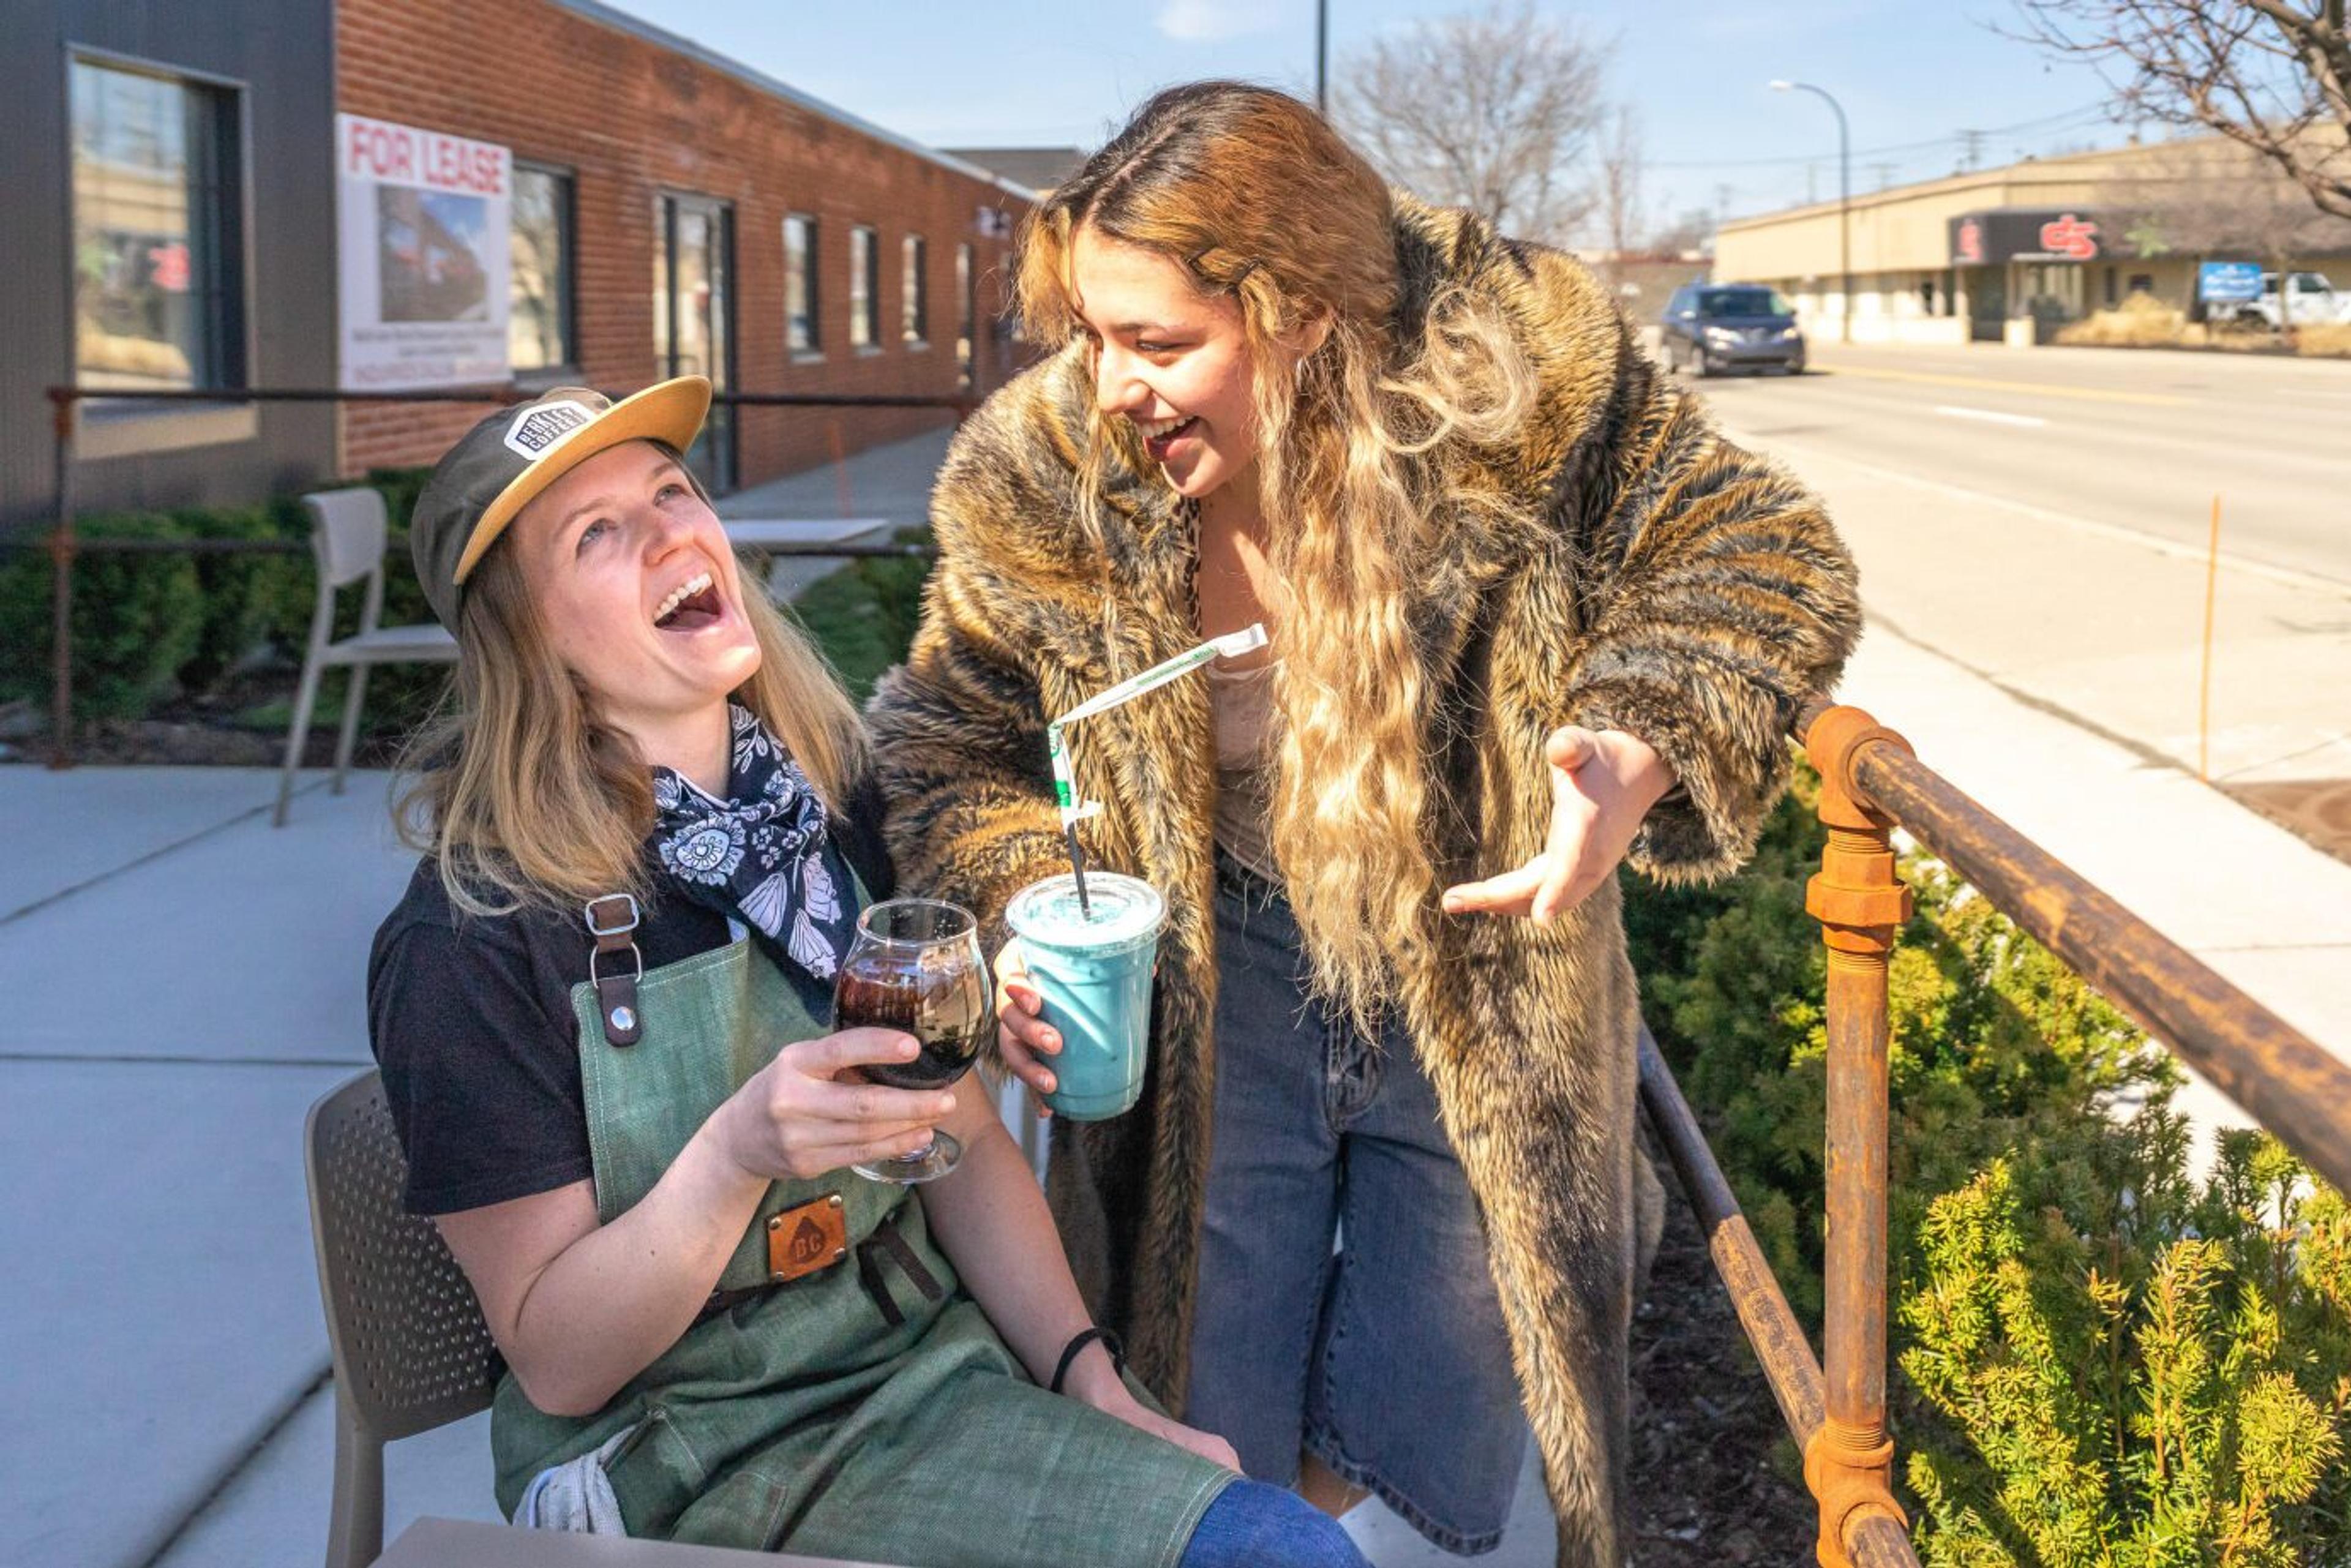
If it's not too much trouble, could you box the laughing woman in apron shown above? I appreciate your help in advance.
[366,377,1370,1567]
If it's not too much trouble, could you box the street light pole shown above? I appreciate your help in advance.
[1315,0,1329,114]
[1772,79,1851,344]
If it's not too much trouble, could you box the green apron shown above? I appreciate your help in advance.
[488,914,1231,1566]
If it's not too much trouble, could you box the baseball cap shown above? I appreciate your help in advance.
[408,375,713,628]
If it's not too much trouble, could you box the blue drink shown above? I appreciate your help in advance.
[1004,873,1165,1120]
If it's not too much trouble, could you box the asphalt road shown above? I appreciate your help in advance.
[1699,340,2351,586]
[1689,340,2351,794]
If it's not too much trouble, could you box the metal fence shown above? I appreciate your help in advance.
[21,382,973,766]
[1633,699,2351,1567]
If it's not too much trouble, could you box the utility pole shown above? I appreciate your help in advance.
[1315,0,1329,114]
[1773,80,1852,343]
[1957,128,1985,171]
[1868,161,1899,192]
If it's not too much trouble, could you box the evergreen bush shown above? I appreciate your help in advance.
[1624,754,2350,1559]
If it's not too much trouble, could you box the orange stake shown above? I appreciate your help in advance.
[2199,494,2221,782]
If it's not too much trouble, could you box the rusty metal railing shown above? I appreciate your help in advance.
[1638,696,2351,1567]
[24,382,976,768]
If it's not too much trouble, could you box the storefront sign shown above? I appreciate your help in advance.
[2197,260,2265,303]
[336,114,511,389]
[1948,209,2112,267]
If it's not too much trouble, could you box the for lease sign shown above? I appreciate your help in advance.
[336,114,512,390]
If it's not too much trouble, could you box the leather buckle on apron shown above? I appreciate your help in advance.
[767,1192,849,1283]
[585,893,644,1047]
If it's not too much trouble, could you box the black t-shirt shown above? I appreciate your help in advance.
[367,790,893,1217]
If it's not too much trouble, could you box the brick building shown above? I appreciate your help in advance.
[5,0,1039,532]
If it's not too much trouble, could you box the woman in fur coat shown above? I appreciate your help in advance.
[865,81,1859,1564]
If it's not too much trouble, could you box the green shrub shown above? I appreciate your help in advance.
[1624,753,2351,1561]
[1902,1133,2351,1565]
[174,500,307,693]
[0,511,205,719]
[788,529,935,702]
[1630,763,2175,1321]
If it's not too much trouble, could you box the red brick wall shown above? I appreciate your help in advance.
[335,0,1032,491]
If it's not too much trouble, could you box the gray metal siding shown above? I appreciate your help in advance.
[2,0,337,535]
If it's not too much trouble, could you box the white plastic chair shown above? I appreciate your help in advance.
[274,488,457,827]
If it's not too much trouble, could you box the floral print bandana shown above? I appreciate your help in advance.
[650,704,854,983]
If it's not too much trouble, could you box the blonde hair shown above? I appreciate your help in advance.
[1019,82,1538,1019]
[397,443,867,917]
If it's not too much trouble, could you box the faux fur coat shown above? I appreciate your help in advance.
[864,198,1859,1564]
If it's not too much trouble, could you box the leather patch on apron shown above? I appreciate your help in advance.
[767,1192,849,1283]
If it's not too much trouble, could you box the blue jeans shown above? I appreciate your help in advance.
[1183,857,1528,1557]
[1178,1479,1370,1568]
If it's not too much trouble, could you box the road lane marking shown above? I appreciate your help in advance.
[1812,361,2191,407]
[1719,422,2351,596]
[1933,404,2049,429]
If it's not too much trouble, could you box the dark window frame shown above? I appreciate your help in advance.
[784,211,821,358]
[509,159,579,380]
[849,223,880,350]
[66,47,252,401]
[902,233,928,347]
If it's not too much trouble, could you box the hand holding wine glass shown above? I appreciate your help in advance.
[832,898,992,1184]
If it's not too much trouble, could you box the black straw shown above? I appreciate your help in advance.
[1063,822,1094,918]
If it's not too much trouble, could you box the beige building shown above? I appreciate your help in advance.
[1713,133,2351,345]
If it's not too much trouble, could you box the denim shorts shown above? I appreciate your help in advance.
[1183,856,1527,1556]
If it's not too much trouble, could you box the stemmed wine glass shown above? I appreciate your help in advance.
[831,898,991,1184]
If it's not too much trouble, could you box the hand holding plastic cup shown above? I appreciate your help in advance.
[1011,626,1259,1120]
[1004,872,1166,1120]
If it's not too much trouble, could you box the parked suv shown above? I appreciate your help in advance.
[1661,283,1806,376]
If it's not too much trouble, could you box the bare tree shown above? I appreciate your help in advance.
[2009,1,2351,220]
[1595,107,1644,288]
[1334,2,1611,244]
[1648,207,1716,258]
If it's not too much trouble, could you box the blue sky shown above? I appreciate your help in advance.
[599,0,2130,236]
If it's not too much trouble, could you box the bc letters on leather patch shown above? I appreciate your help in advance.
[766,1193,848,1283]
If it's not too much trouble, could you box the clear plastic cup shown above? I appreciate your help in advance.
[1004,872,1165,1120]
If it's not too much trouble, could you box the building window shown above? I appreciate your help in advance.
[850,224,879,348]
[509,163,576,373]
[956,242,975,391]
[70,56,245,391]
[784,212,819,354]
[902,234,928,345]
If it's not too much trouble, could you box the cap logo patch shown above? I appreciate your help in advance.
[503,400,596,460]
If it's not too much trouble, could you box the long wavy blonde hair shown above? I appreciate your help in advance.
[397,443,867,917]
[1019,82,1539,1019]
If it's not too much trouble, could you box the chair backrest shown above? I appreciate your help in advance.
[305,1070,501,1446]
[302,489,390,592]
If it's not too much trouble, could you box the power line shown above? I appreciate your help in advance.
[1648,102,2109,170]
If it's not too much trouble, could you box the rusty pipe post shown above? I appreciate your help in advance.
[47,391,79,770]
[1802,705,1914,1566]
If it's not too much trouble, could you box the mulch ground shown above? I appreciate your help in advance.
[1624,1165,1818,1564]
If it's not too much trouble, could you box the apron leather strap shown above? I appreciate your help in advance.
[585,894,644,1048]
[855,1215,945,1329]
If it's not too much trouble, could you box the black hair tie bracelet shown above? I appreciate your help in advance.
[1050,1326,1126,1395]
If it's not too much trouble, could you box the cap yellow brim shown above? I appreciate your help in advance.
[451,375,715,586]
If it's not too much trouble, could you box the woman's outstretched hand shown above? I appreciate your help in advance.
[1440,725,1674,925]
[992,937,1062,1114]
